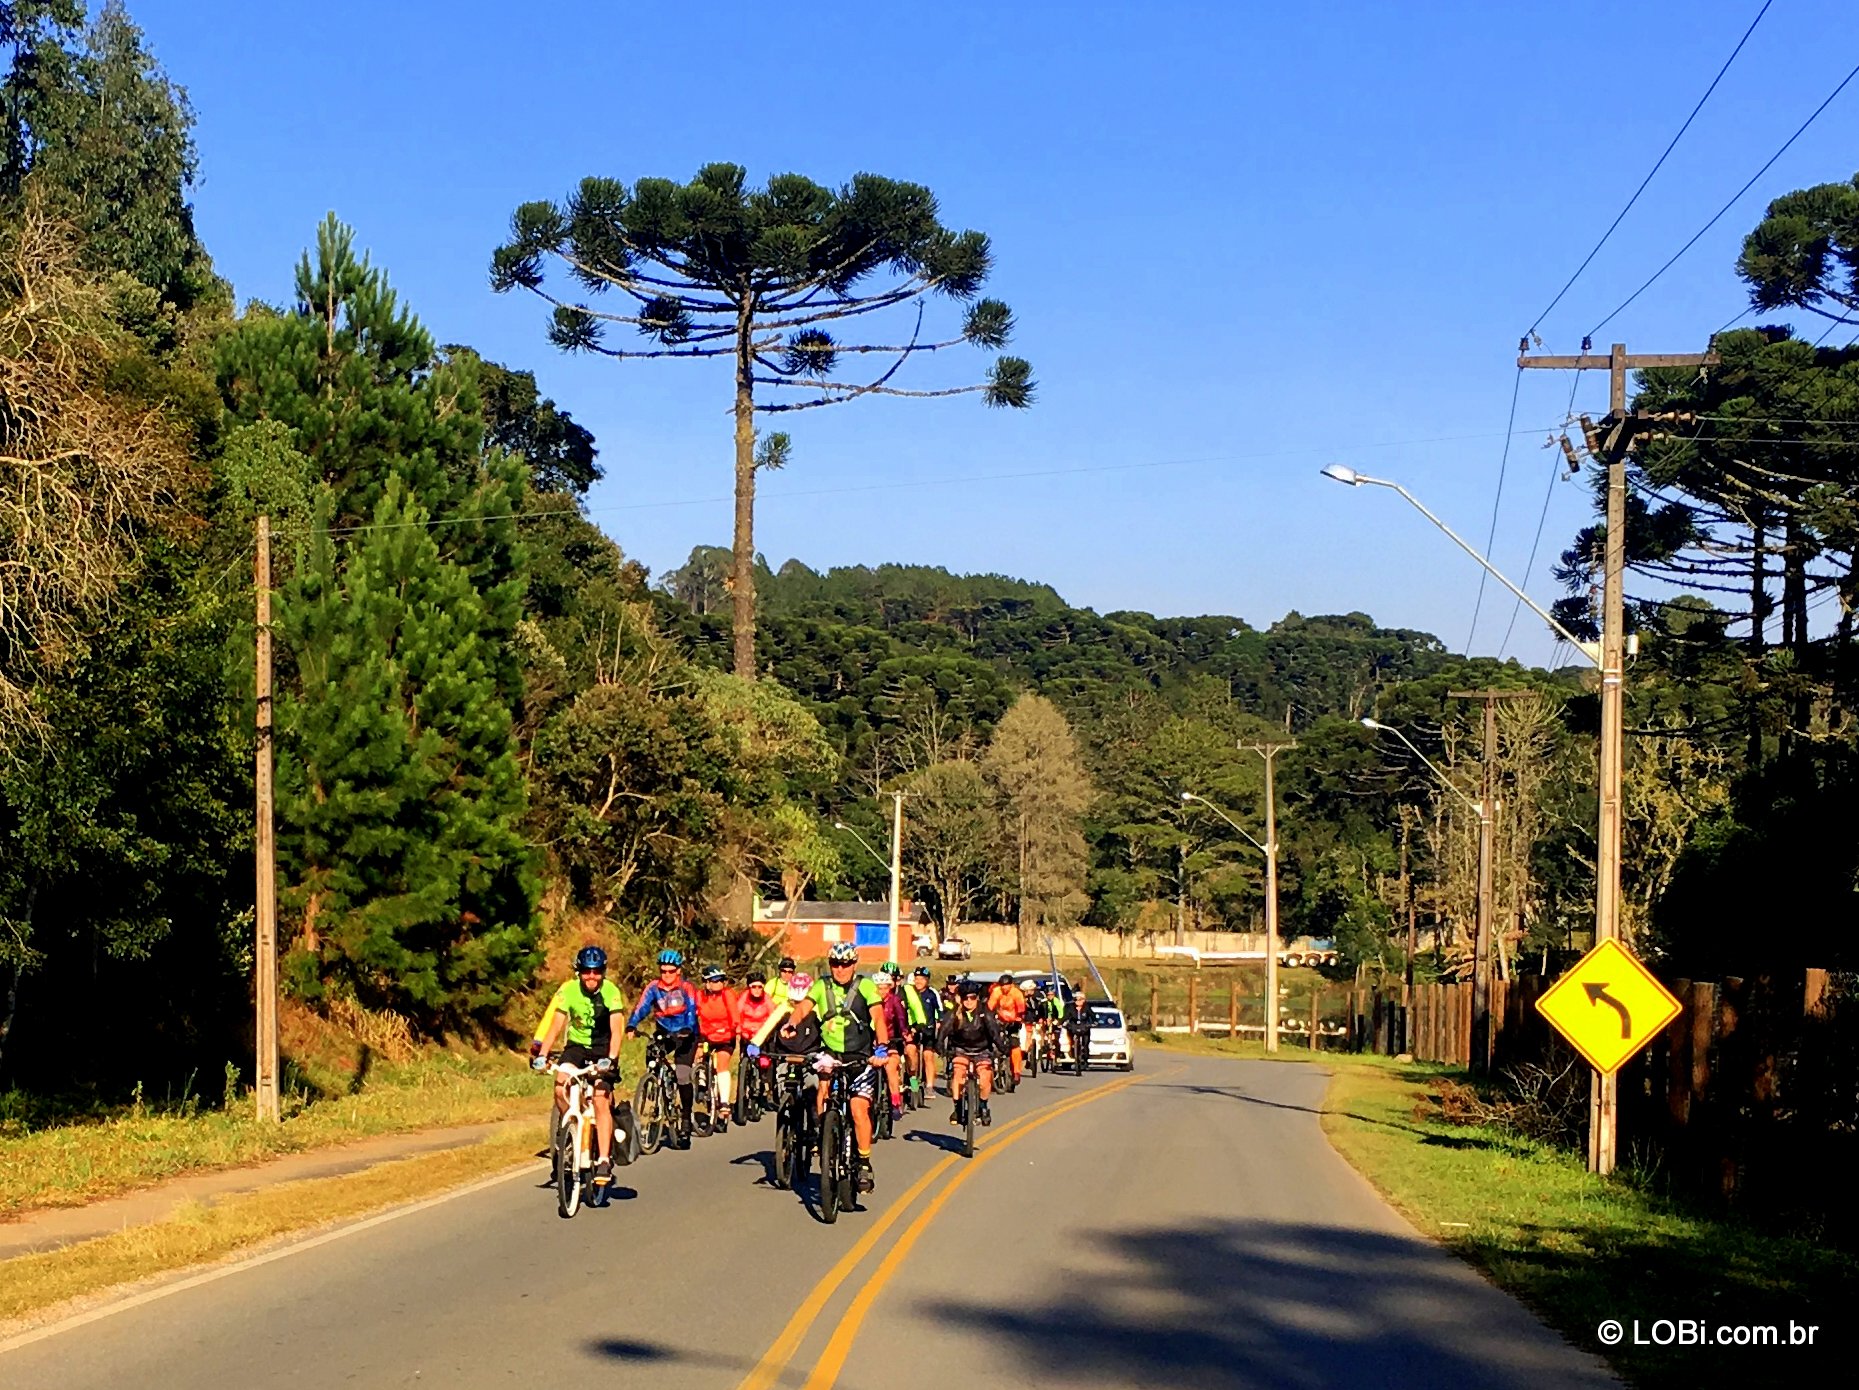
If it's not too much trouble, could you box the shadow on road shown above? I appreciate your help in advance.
[1151,1082,1437,1138]
[920,1218,1616,1390]
[730,1148,781,1185]
[903,1128,966,1155]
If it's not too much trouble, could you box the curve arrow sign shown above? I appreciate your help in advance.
[1582,982,1632,1040]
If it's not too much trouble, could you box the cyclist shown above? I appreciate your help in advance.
[987,973,1029,1084]
[871,965,911,1120]
[1062,980,1095,1072]
[696,966,741,1131]
[905,965,942,1098]
[776,956,797,998]
[1030,980,1062,1064]
[625,949,700,1147]
[752,971,822,1055]
[937,977,1003,1126]
[736,970,776,1113]
[529,946,626,1190]
[806,943,891,1193]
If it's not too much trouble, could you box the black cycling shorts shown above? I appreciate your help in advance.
[558,1041,617,1088]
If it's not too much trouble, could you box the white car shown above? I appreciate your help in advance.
[935,936,972,960]
[1058,1000,1134,1071]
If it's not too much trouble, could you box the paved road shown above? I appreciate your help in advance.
[2,1054,1615,1389]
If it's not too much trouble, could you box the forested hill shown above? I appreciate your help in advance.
[659,549,1454,736]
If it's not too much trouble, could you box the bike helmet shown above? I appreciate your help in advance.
[958,978,982,999]
[778,956,795,971]
[786,971,813,1001]
[912,966,930,979]
[997,973,1013,986]
[879,960,901,977]
[828,942,859,966]
[702,966,726,983]
[574,946,607,972]
[657,948,683,967]
[746,970,767,985]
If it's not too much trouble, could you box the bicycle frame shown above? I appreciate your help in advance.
[552,1061,600,1217]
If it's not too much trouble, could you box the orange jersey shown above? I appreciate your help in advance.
[988,982,1028,1023]
[696,986,740,1044]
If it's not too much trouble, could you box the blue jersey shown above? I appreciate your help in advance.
[628,979,698,1034]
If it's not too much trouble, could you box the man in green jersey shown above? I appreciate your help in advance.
[806,942,892,1193]
[531,946,626,1187]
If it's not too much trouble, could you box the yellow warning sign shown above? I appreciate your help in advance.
[1535,938,1682,1076]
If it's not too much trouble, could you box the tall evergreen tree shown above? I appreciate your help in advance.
[221,217,537,1023]
[1,1,222,315]
[492,163,1034,679]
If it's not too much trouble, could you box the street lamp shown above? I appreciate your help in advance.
[1180,790,1280,1053]
[1319,466,1599,667]
[833,795,906,957]
[1361,716,1495,1071]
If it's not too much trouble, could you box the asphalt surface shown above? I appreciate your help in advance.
[1,1053,1616,1389]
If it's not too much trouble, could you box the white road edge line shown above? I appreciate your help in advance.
[0,1158,544,1357]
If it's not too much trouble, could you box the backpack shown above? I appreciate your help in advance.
[819,977,875,1054]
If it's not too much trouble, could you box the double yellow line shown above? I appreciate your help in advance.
[735,1067,1167,1390]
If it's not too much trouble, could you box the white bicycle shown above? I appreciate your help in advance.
[542,1059,621,1218]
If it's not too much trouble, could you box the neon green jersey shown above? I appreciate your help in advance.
[533,978,626,1048]
[807,974,882,1055]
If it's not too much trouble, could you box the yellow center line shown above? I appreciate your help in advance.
[798,1067,1170,1390]
[732,1077,1128,1390]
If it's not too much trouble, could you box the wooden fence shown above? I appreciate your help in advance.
[1140,965,1855,1230]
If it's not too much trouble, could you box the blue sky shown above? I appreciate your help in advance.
[133,0,1858,665]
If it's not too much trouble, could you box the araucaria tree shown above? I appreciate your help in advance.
[490,163,1034,678]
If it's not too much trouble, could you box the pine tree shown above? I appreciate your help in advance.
[982,694,1093,951]
[222,217,537,1023]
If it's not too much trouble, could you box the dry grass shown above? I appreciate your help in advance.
[0,1048,553,1219]
[0,1129,541,1326]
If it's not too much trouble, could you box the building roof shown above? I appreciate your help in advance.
[757,900,922,925]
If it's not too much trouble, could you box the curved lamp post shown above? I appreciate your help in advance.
[1180,790,1280,1053]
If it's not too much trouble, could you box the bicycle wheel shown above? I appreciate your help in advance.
[962,1072,978,1159]
[691,1055,714,1137]
[738,1057,762,1125]
[819,1107,842,1224]
[773,1106,794,1190]
[998,1046,1018,1094]
[634,1071,665,1156]
[556,1115,583,1218]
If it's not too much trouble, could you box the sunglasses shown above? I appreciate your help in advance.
[658,965,679,974]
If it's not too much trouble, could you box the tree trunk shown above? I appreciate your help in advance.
[0,882,35,1075]
[1783,516,1812,749]
[1015,811,1034,954]
[1747,516,1768,771]
[730,310,758,680]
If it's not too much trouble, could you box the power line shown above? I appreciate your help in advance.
[1464,368,1523,653]
[1526,0,1774,339]
[1499,371,1589,657]
[1587,58,1859,339]
[294,422,1573,539]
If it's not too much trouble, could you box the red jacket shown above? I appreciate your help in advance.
[696,985,740,1045]
[736,985,776,1041]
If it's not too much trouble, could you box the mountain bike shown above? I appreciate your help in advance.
[815,1052,870,1225]
[994,1030,1019,1094]
[1025,1020,1046,1078]
[735,1047,767,1125]
[1067,1028,1090,1076]
[951,1052,985,1159]
[547,1060,604,1218]
[770,1055,813,1191]
[633,1033,688,1155]
[906,1029,931,1109]
[691,1044,718,1137]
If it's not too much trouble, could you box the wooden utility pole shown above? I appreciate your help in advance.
[253,515,280,1123]
[887,791,904,959]
[1519,341,1716,1172]
[1449,689,1531,1074]
[1241,740,1296,1053]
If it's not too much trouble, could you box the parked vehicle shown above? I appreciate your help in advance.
[1279,936,1340,968]
[936,936,973,960]
[912,932,935,957]
[1056,1000,1134,1072]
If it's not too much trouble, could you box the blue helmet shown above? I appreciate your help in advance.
[827,942,859,966]
[574,946,607,972]
[657,948,684,967]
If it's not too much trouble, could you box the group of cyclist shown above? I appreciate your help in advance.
[529,943,1097,1202]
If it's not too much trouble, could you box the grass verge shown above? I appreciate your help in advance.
[0,1127,542,1327]
[1322,1060,1856,1388]
[0,1042,645,1220]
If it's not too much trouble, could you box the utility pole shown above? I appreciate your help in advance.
[888,790,904,960]
[1175,839,1186,946]
[1519,340,1715,1172]
[253,515,280,1124]
[1241,740,1296,1053]
[1449,689,1531,1074]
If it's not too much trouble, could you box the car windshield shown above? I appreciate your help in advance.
[1091,1009,1123,1028]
